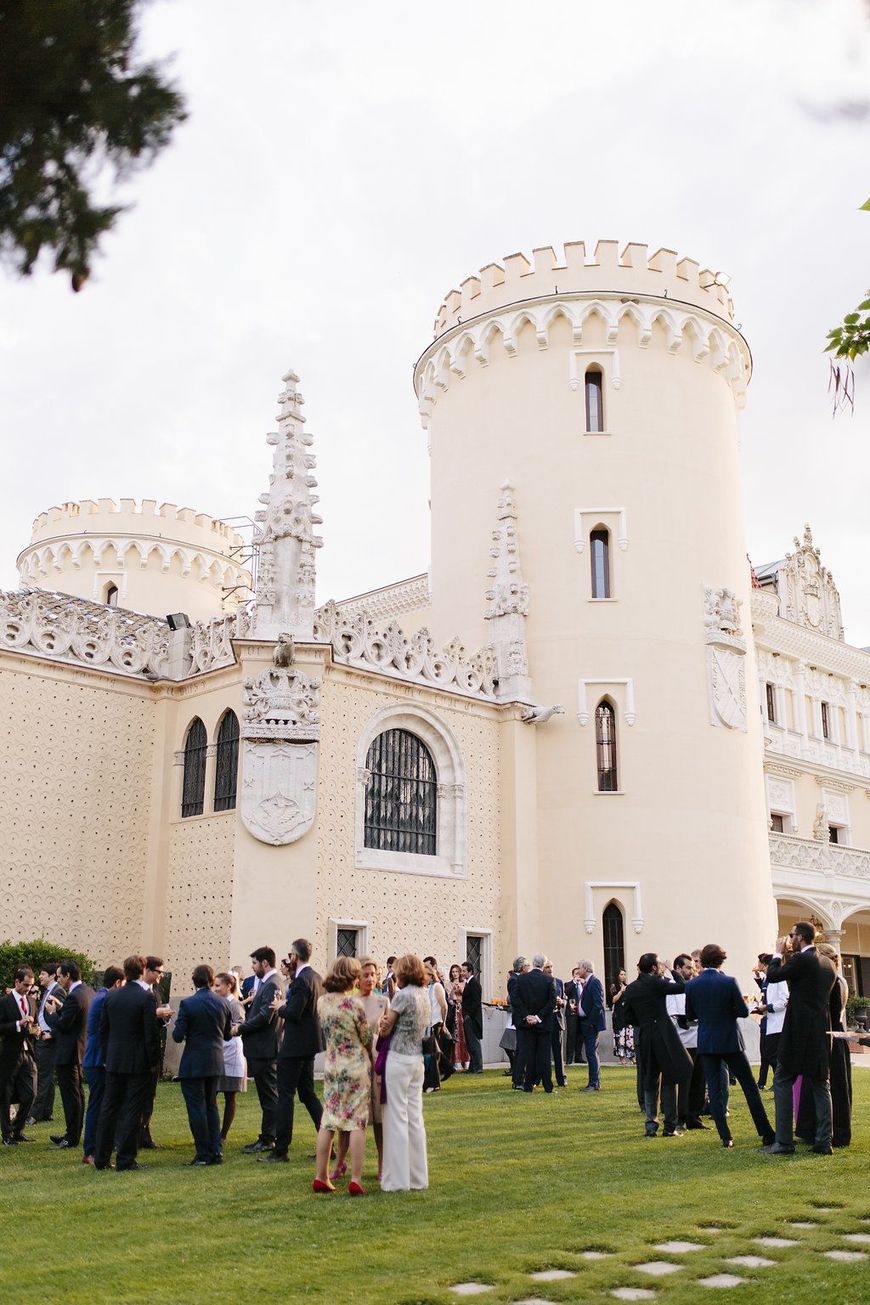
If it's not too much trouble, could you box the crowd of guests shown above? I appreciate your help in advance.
[2,921,867,1180]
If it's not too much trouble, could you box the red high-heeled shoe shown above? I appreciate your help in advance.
[348,1181,366,1196]
[312,1178,337,1193]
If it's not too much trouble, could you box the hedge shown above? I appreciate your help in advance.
[0,938,95,992]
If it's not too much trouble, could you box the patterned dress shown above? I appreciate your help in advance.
[318,992,374,1132]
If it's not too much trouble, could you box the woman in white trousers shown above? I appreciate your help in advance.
[378,953,431,1191]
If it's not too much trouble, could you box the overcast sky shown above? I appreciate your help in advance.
[3,0,870,639]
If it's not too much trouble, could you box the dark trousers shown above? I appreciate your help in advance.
[565,1011,580,1064]
[772,1062,832,1150]
[180,1076,221,1160]
[96,1071,151,1169]
[678,1047,707,1124]
[424,1024,442,1090]
[643,1079,678,1134]
[83,1065,106,1157]
[33,1037,57,1120]
[274,1056,322,1154]
[464,1014,483,1073]
[521,1027,553,1092]
[246,1056,278,1143]
[580,1023,601,1088]
[551,1023,566,1086]
[758,1032,780,1088]
[139,1069,159,1143]
[700,1050,774,1144]
[512,1027,527,1087]
[56,1062,84,1145]
[1,1055,36,1138]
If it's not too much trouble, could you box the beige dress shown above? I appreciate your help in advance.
[317,992,373,1132]
[360,992,389,1124]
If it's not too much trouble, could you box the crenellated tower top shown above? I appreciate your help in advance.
[252,368,324,641]
[431,240,734,338]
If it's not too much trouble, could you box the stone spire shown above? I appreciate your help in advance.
[484,481,532,702]
[252,369,323,641]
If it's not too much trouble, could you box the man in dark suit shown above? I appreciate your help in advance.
[237,945,281,1153]
[760,920,837,1156]
[685,943,775,1149]
[30,963,62,1123]
[512,953,557,1093]
[172,964,233,1165]
[577,960,606,1091]
[507,958,529,1088]
[82,964,125,1162]
[543,961,567,1088]
[44,959,90,1149]
[95,955,162,1171]
[263,938,323,1163]
[563,965,585,1066]
[138,955,172,1150]
[460,960,484,1074]
[1,965,37,1145]
[620,953,692,1136]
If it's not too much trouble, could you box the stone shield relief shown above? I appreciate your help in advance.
[241,740,316,846]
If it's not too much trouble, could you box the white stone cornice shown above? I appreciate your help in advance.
[752,595,870,682]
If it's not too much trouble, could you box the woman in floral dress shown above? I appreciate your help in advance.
[448,964,469,1071]
[313,957,373,1195]
[610,969,635,1065]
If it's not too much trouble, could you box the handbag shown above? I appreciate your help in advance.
[374,1033,391,1104]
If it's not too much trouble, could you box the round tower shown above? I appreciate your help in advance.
[414,240,774,982]
[17,498,252,620]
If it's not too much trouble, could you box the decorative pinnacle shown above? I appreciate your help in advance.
[485,482,529,619]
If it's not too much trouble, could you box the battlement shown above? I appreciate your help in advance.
[30,499,246,552]
[433,240,733,337]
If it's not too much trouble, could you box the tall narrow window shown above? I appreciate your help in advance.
[602,902,625,996]
[595,700,618,791]
[590,528,611,599]
[364,728,437,855]
[765,683,777,724]
[181,718,208,817]
[465,935,483,979]
[105,583,119,607]
[585,367,604,433]
[821,701,830,740]
[213,710,240,812]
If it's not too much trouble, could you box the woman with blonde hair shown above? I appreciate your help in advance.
[214,971,247,1142]
[378,953,430,1191]
[313,956,373,1194]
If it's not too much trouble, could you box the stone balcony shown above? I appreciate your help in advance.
[765,724,870,781]
[769,831,870,932]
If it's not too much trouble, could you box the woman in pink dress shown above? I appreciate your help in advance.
[449,964,470,1071]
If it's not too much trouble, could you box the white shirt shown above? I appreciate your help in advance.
[765,979,789,1036]
[14,989,29,1031]
[666,990,698,1049]
[37,982,59,1034]
[292,964,308,981]
[137,978,151,991]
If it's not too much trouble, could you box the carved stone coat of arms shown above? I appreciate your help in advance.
[240,642,320,846]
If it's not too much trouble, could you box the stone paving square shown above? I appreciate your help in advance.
[512,1300,557,1305]
[753,1237,798,1248]
[698,1275,747,1288]
[842,1232,870,1243]
[725,1256,777,1268]
[652,1241,706,1253]
[530,1269,576,1281]
[787,1221,816,1228]
[611,1290,657,1302]
[634,1261,683,1277]
[450,1285,494,1296]
[580,1251,613,1260]
[821,1250,868,1263]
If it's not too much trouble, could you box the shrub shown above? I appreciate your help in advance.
[846,993,869,1028]
[0,938,95,992]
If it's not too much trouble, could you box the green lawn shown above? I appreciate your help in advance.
[2,1066,869,1304]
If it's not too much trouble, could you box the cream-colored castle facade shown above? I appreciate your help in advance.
[2,239,869,1001]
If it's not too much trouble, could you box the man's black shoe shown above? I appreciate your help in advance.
[49,1134,66,1144]
[50,1138,71,1149]
[117,1161,145,1171]
[13,1134,35,1142]
[662,1128,684,1137]
[93,1162,114,1170]
[1,1137,17,1146]
[685,1119,708,1130]
[190,1158,215,1166]
[760,1142,795,1155]
[139,1139,160,1150]
[581,1085,600,1092]
[242,1140,274,1153]
[723,1139,734,1149]
[257,1152,289,1163]
[811,1145,833,1155]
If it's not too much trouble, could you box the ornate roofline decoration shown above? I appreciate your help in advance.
[313,601,497,701]
[752,591,870,681]
[334,573,430,623]
[252,368,323,641]
[484,481,532,703]
[771,524,844,642]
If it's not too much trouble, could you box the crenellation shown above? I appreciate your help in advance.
[432,238,737,337]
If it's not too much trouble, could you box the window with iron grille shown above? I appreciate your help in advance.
[765,682,777,724]
[364,729,437,855]
[465,935,483,978]
[214,710,240,812]
[181,718,208,817]
[590,528,611,599]
[336,928,358,958]
[595,700,618,792]
[585,367,604,432]
[602,902,625,997]
[821,701,830,739]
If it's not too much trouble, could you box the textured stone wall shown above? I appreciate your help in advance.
[164,814,236,983]
[0,660,155,965]
[315,675,504,984]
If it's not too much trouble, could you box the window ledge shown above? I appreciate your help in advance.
[592,790,625,796]
[355,847,467,878]
[583,430,612,437]
[173,809,235,825]
[588,597,618,603]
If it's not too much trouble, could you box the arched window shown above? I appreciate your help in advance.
[181,717,208,817]
[590,528,611,599]
[105,583,119,607]
[595,700,618,791]
[213,710,240,812]
[603,901,626,996]
[585,366,604,433]
[364,728,437,856]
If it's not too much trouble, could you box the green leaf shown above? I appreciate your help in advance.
[858,299,870,311]
[844,313,860,325]
[860,197,870,211]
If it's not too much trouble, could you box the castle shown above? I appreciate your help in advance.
[1,239,868,1002]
